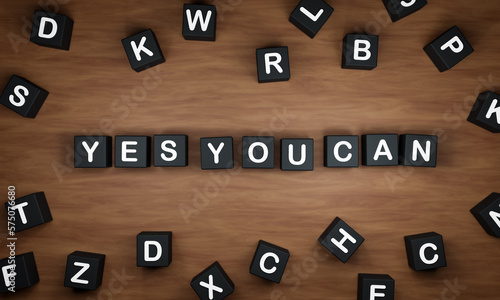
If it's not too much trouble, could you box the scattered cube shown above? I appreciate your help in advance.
[424,26,474,72]
[0,75,49,118]
[200,137,234,170]
[122,29,165,72]
[249,240,290,283]
[242,136,275,169]
[382,0,427,22]
[0,252,39,293]
[467,91,500,133]
[358,274,395,300]
[182,4,217,41]
[280,138,314,171]
[137,232,172,267]
[289,0,334,38]
[153,135,188,167]
[399,134,438,167]
[4,192,52,233]
[74,136,112,168]
[362,134,398,166]
[324,135,359,167]
[318,217,364,263]
[191,262,234,300]
[64,251,105,290]
[342,34,379,70]
[115,136,151,168]
[404,232,446,271]
[30,11,74,50]
[470,193,500,237]
[256,47,291,83]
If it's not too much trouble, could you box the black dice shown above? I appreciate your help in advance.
[358,274,395,300]
[0,252,39,293]
[153,135,188,167]
[64,251,105,290]
[399,134,438,167]
[191,262,234,300]
[318,217,364,263]
[137,231,173,267]
[115,136,151,168]
[30,11,74,50]
[424,26,474,72]
[249,240,290,283]
[362,134,398,166]
[200,137,234,170]
[467,91,500,133]
[74,136,112,168]
[256,47,291,83]
[470,193,500,237]
[4,192,52,233]
[182,4,217,41]
[0,75,49,118]
[404,232,446,271]
[280,138,314,171]
[122,29,165,72]
[382,0,427,22]
[289,0,334,38]
[342,34,379,70]
[242,136,275,169]
[324,135,359,168]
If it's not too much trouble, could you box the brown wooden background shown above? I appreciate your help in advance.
[0,0,499,299]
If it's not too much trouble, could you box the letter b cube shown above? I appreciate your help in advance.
[342,34,379,70]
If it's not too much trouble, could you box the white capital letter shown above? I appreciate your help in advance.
[489,207,500,229]
[131,36,153,61]
[122,141,138,162]
[71,262,90,284]
[354,40,371,61]
[288,144,306,166]
[331,228,357,254]
[259,252,279,274]
[412,140,431,162]
[334,141,353,162]
[299,7,324,22]
[2,265,15,287]
[9,85,29,107]
[160,140,178,162]
[82,141,99,163]
[208,142,224,164]
[264,53,283,74]
[374,139,393,161]
[186,9,212,32]
[38,17,58,39]
[440,36,464,53]
[419,243,439,265]
[370,285,386,300]
[400,0,416,7]
[10,202,29,224]
[248,142,269,163]
[144,241,162,262]
[485,99,500,124]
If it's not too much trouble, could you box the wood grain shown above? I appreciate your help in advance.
[0,0,500,299]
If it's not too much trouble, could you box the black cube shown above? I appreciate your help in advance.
[362,134,398,166]
[256,47,291,83]
[182,4,217,41]
[153,135,188,167]
[0,252,39,293]
[318,217,364,263]
[424,26,474,72]
[342,34,379,70]
[200,137,234,170]
[115,136,151,168]
[324,135,359,168]
[280,138,314,171]
[467,91,500,133]
[470,193,500,237]
[122,29,165,72]
[74,136,112,168]
[249,240,290,283]
[242,136,274,169]
[64,251,106,290]
[289,0,334,38]
[404,232,446,271]
[30,11,74,50]
[0,75,49,118]
[382,0,427,22]
[191,262,234,300]
[137,231,173,267]
[358,273,395,300]
[4,192,52,233]
[399,134,438,167]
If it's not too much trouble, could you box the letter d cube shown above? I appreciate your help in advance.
[137,231,172,267]
[30,11,74,50]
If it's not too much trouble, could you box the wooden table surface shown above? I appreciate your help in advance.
[0,0,499,299]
